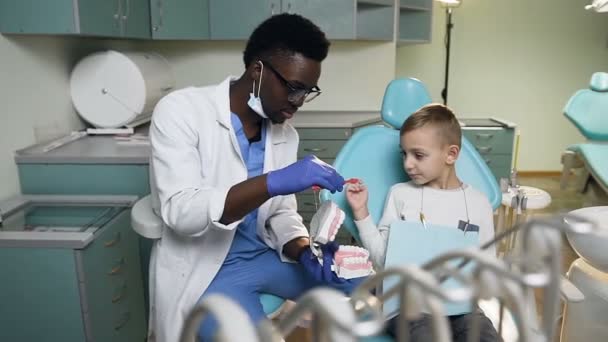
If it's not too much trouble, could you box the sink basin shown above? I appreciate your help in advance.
[565,206,608,272]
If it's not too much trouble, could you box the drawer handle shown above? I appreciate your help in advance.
[476,146,493,153]
[114,312,131,331]
[484,159,492,165]
[104,232,121,248]
[108,257,126,275]
[475,133,494,140]
[303,202,316,207]
[303,147,327,153]
[112,283,127,303]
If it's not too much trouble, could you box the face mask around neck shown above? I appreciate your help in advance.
[247,61,268,119]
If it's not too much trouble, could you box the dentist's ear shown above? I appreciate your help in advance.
[248,60,263,82]
[446,144,460,165]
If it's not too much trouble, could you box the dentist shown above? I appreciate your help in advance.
[149,13,356,341]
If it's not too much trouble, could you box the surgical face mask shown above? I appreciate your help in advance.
[247,62,268,118]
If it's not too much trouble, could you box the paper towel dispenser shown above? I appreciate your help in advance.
[70,50,175,129]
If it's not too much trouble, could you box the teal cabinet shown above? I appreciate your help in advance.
[462,128,514,181]
[121,0,152,38]
[78,211,147,342]
[209,0,394,41]
[18,164,150,197]
[0,198,146,342]
[150,0,210,39]
[398,0,432,43]
[0,0,150,38]
[460,119,516,181]
[0,248,87,341]
[209,0,280,40]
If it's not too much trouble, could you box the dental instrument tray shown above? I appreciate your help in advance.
[0,194,137,248]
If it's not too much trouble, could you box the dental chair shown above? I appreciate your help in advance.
[322,78,587,342]
[320,78,504,341]
[560,72,608,205]
[131,193,286,340]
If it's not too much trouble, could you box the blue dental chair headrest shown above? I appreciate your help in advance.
[564,72,608,141]
[322,78,501,243]
[381,78,433,128]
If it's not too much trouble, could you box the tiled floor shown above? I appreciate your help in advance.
[286,175,600,342]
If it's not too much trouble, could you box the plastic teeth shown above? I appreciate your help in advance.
[331,245,375,279]
[309,201,345,245]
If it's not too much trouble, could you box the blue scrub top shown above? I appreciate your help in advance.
[223,113,271,264]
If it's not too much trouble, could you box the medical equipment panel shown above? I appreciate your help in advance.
[0,195,146,342]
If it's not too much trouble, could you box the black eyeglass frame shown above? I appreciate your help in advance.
[259,60,322,103]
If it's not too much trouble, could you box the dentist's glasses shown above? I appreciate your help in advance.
[260,60,322,103]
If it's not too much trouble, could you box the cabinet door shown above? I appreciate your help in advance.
[283,0,354,40]
[398,0,432,43]
[121,0,151,38]
[209,0,280,40]
[0,0,77,34]
[151,0,209,39]
[0,248,86,341]
[77,0,122,36]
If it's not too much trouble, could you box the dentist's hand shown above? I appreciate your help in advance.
[299,242,366,295]
[267,155,344,197]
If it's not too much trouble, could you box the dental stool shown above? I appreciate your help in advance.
[561,72,608,205]
[322,78,503,341]
[130,194,286,334]
[561,206,608,342]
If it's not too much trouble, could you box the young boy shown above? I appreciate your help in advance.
[345,104,499,341]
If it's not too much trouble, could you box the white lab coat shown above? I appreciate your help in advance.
[148,76,308,341]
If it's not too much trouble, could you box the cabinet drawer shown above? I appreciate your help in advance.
[297,128,353,140]
[480,154,512,169]
[480,154,512,180]
[298,140,347,159]
[80,210,146,341]
[462,129,514,155]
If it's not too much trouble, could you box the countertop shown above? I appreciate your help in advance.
[15,134,151,164]
[14,111,382,164]
[288,111,382,128]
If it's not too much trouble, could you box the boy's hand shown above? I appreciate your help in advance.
[345,181,370,221]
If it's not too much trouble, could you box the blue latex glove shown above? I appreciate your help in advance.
[267,155,345,197]
[299,241,367,295]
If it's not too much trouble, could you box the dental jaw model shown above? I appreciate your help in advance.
[309,201,374,279]
[309,201,345,246]
[333,246,374,279]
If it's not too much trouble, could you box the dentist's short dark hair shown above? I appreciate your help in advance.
[243,13,330,67]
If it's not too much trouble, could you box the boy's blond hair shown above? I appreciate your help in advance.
[399,103,461,148]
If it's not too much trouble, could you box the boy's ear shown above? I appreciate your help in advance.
[446,144,460,165]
